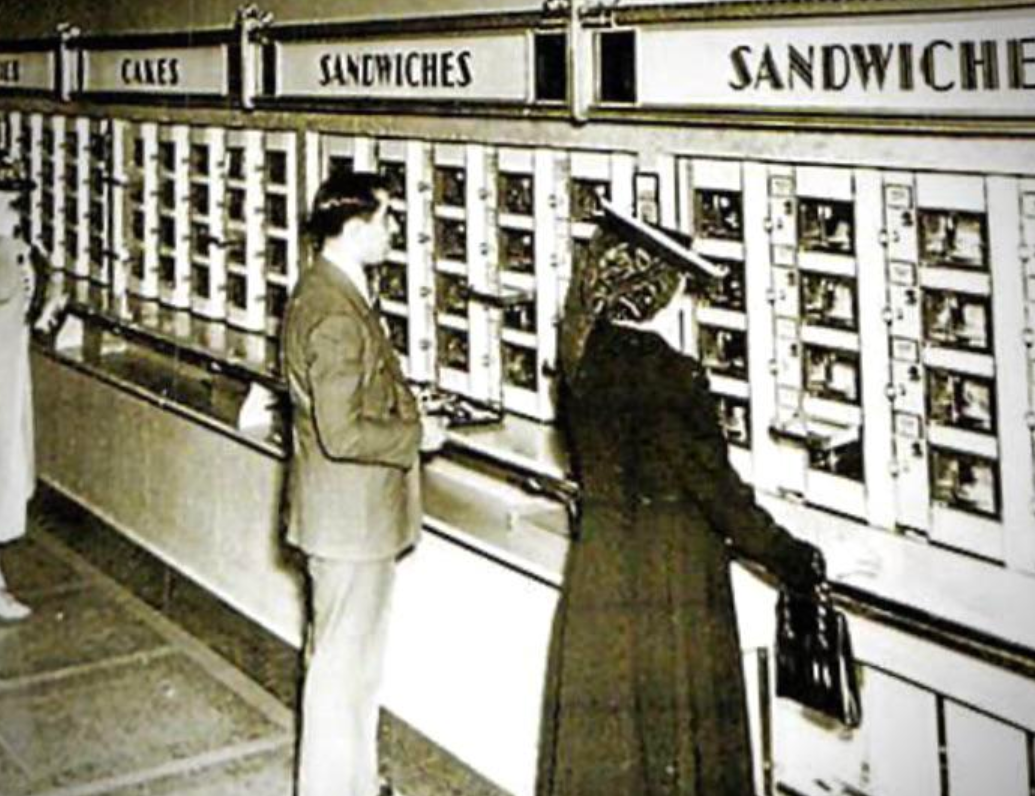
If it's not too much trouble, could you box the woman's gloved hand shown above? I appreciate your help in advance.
[785,541,827,593]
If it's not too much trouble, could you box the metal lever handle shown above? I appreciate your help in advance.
[522,475,581,524]
[465,286,535,309]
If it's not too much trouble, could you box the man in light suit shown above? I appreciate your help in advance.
[283,172,445,796]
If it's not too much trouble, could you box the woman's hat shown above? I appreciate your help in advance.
[0,155,35,192]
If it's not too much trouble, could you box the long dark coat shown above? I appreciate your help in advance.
[537,324,820,796]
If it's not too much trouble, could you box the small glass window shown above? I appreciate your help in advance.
[191,144,209,176]
[437,326,470,371]
[374,263,407,303]
[434,218,467,262]
[570,179,609,223]
[919,210,987,270]
[499,172,534,216]
[715,395,750,447]
[503,343,538,391]
[697,258,746,312]
[266,283,289,321]
[694,190,743,241]
[922,290,992,353]
[503,301,537,333]
[930,448,1000,519]
[499,228,535,274]
[159,255,176,287]
[266,194,288,230]
[534,32,568,103]
[700,326,748,380]
[435,272,469,317]
[384,313,409,356]
[265,150,287,186]
[227,147,245,181]
[192,264,210,298]
[598,30,636,103]
[227,272,247,309]
[266,239,288,276]
[158,141,176,173]
[927,369,996,434]
[434,166,466,208]
[804,345,860,404]
[379,161,406,200]
[801,273,857,331]
[798,198,855,255]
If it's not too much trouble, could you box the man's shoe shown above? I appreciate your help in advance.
[0,589,31,622]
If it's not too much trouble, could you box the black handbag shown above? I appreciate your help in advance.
[775,588,862,728]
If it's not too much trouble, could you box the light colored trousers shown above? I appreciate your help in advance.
[297,556,395,796]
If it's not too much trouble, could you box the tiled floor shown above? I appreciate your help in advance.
[1,493,510,796]
[0,532,294,796]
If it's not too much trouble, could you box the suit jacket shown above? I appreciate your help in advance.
[0,236,34,543]
[282,256,422,561]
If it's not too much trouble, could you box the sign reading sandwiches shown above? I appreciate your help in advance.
[636,9,1035,117]
[272,32,530,102]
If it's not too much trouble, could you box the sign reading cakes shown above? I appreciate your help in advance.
[637,10,1035,116]
[80,43,230,96]
[0,50,55,93]
[274,32,529,101]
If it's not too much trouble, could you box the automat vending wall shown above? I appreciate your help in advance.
[3,2,1035,795]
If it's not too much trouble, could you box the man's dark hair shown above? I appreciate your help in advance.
[305,171,390,251]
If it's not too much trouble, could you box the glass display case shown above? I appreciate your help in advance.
[373,143,413,362]
[155,125,190,307]
[64,121,85,276]
[259,132,299,338]
[87,123,111,285]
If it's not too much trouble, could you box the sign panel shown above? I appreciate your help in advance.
[0,50,54,93]
[638,10,1035,117]
[275,33,530,102]
[81,45,229,96]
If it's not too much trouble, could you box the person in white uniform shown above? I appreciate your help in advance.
[0,155,65,622]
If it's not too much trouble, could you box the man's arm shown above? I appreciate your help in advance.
[306,313,421,469]
[0,249,25,307]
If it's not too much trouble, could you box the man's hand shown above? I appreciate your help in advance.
[34,291,68,334]
[419,413,448,455]
[826,537,882,585]
[19,254,35,308]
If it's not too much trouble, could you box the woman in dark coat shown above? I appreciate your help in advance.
[536,230,826,796]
